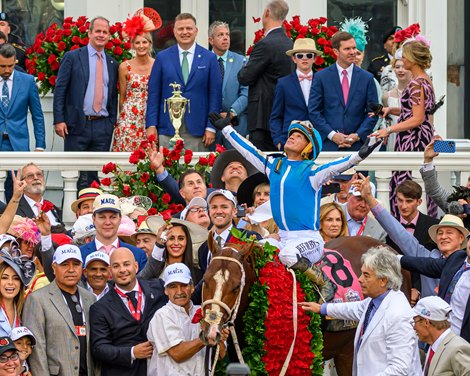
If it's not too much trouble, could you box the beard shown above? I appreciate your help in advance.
[25,182,45,195]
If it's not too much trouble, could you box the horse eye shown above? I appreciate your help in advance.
[232,285,240,292]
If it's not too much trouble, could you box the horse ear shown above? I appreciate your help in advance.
[237,241,260,261]
[207,229,220,255]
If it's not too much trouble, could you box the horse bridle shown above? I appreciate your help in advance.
[201,254,246,328]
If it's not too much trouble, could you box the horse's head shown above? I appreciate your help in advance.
[199,235,258,345]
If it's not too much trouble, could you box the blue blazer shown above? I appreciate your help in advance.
[80,240,147,271]
[270,71,311,148]
[309,64,378,151]
[146,44,222,137]
[0,71,45,150]
[53,46,118,134]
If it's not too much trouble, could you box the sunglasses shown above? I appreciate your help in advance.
[295,53,314,59]
[71,295,82,314]
[0,352,19,363]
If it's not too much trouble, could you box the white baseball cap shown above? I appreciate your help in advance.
[413,296,452,321]
[163,263,192,287]
[93,194,121,214]
[180,197,208,220]
[71,214,96,240]
[84,251,110,268]
[207,189,237,206]
[53,244,83,265]
[349,181,376,197]
[10,326,36,346]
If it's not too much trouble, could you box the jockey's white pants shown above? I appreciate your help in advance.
[278,229,324,267]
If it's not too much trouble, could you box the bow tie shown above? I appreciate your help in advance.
[402,222,416,229]
[298,74,312,82]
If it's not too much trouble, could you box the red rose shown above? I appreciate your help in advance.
[137,148,146,159]
[124,42,131,50]
[101,177,111,186]
[109,25,117,34]
[311,27,320,36]
[70,45,80,51]
[140,140,149,149]
[161,193,171,205]
[252,17,261,23]
[80,37,89,45]
[129,151,140,164]
[147,208,157,216]
[174,139,184,151]
[191,308,203,324]
[208,153,216,167]
[314,56,325,66]
[64,17,73,23]
[105,41,113,50]
[57,41,66,52]
[52,35,61,43]
[319,16,328,24]
[48,76,56,86]
[291,15,301,26]
[198,157,209,166]
[90,180,101,188]
[79,25,87,34]
[41,200,55,213]
[215,144,226,154]
[114,47,123,56]
[122,185,131,197]
[37,72,46,81]
[47,55,57,64]
[140,172,150,183]
[50,61,60,71]
[161,210,172,222]
[183,149,193,165]
[149,192,158,203]
[317,37,327,46]
[102,162,116,174]
[246,46,253,56]
[162,147,170,157]
[169,150,180,161]
[63,29,72,37]
[111,38,121,46]
[148,134,157,143]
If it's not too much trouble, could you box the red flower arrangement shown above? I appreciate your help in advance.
[26,16,132,95]
[100,137,225,217]
[247,15,337,72]
[40,200,55,213]
[394,23,420,43]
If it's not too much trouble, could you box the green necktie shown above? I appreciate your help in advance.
[182,51,189,83]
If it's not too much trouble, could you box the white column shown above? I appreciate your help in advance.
[375,170,392,212]
[0,171,5,203]
[61,170,79,227]
[181,0,210,48]
[65,0,143,24]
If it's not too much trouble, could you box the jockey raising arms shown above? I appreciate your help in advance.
[209,113,381,271]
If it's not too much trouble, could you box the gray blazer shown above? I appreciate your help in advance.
[22,280,99,376]
[429,331,470,376]
[420,166,450,212]
[362,216,387,242]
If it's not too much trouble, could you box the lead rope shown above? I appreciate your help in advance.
[279,268,298,376]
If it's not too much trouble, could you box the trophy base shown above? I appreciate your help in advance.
[169,134,184,149]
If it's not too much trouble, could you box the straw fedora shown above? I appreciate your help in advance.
[146,216,209,244]
[286,38,322,56]
[130,221,157,243]
[428,214,469,248]
[71,188,103,213]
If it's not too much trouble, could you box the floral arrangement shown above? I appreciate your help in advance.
[394,23,420,44]
[247,15,337,72]
[243,241,323,375]
[25,16,133,95]
[99,136,225,217]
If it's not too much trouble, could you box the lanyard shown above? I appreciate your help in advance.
[115,284,143,321]
[349,216,368,236]
[1,302,19,328]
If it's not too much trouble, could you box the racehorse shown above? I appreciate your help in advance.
[200,235,412,375]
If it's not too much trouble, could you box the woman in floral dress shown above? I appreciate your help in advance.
[371,39,437,218]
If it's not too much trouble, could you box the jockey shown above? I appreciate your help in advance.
[209,113,381,280]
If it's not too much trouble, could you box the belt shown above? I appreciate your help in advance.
[85,115,107,121]
[1,134,8,140]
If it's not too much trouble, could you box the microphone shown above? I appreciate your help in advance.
[448,201,464,215]
[369,102,385,117]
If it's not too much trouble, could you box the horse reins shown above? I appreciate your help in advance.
[202,254,246,373]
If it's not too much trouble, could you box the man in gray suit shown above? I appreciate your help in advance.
[208,20,248,149]
[343,181,387,242]
[23,245,98,376]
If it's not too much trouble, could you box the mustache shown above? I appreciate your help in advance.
[174,293,187,299]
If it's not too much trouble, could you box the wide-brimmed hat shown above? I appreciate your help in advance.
[71,188,103,213]
[286,38,321,56]
[288,120,322,160]
[130,221,157,243]
[210,150,258,189]
[146,216,209,244]
[428,214,469,248]
[117,216,137,245]
[237,173,270,207]
[0,249,37,286]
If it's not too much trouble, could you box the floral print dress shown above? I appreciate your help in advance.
[112,61,149,152]
[389,77,437,217]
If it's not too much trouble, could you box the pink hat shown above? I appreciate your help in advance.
[118,216,137,245]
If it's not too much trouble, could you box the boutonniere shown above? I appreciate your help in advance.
[40,200,55,214]
[228,58,233,63]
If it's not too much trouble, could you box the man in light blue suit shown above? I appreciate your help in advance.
[309,31,378,151]
[270,38,321,150]
[208,20,248,150]
[146,13,222,151]
[0,43,44,201]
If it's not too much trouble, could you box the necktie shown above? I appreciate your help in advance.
[298,74,312,82]
[361,300,375,335]
[218,57,225,80]
[126,291,138,309]
[444,263,470,303]
[402,223,416,229]
[100,244,115,255]
[1,80,8,108]
[216,235,223,247]
[93,52,104,113]
[341,69,349,104]
[182,51,189,84]
[423,348,434,376]
[34,202,42,214]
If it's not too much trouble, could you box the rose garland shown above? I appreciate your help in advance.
[243,243,323,375]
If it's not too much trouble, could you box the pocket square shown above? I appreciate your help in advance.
[197,65,207,69]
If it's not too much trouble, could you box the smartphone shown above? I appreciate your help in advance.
[433,140,456,153]
[321,183,341,198]
[236,205,246,218]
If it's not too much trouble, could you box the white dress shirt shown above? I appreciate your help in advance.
[297,69,313,105]
[24,195,59,226]
[449,260,470,335]
[178,43,197,75]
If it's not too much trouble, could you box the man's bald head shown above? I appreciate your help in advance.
[110,247,138,290]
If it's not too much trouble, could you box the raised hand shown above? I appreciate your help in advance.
[34,212,51,236]
[11,169,26,201]
[146,144,164,174]
[208,112,233,131]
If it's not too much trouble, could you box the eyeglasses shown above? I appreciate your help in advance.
[295,53,314,59]
[23,172,44,181]
[188,207,208,213]
[0,352,19,363]
[71,294,83,314]
[411,318,424,328]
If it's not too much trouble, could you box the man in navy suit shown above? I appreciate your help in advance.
[146,13,222,152]
[80,194,147,271]
[53,16,118,190]
[270,38,321,150]
[309,31,378,151]
[208,20,248,149]
[238,0,293,151]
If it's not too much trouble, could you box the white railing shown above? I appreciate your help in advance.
[0,151,467,227]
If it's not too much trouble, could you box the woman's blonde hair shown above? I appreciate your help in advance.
[0,262,25,316]
[132,32,153,49]
[402,40,432,70]
[319,202,348,240]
